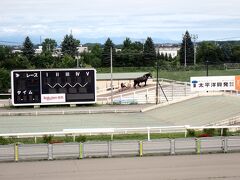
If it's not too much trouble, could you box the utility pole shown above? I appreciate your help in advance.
[182,34,187,68]
[206,60,209,76]
[191,34,198,65]
[110,47,113,104]
[76,52,80,68]
[156,59,159,104]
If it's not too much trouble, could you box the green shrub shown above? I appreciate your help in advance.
[64,135,73,143]
[203,128,215,136]
[187,129,196,137]
[0,137,9,145]
[217,128,229,136]
[222,128,228,136]
[42,135,53,143]
[75,135,86,142]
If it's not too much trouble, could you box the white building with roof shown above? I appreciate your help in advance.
[35,46,42,54]
[156,46,180,58]
[77,45,88,53]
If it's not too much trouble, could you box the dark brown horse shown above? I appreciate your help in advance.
[133,73,152,88]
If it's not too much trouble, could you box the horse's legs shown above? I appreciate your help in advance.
[138,83,141,87]
[144,80,147,86]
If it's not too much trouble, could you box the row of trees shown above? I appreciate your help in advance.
[3,31,240,71]
[0,35,158,70]
[1,32,240,92]
[179,31,240,66]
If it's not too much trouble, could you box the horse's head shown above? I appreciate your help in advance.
[144,73,152,79]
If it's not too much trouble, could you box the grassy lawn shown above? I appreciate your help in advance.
[156,69,240,82]
[97,67,240,82]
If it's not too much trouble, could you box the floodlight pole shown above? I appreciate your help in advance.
[191,34,198,65]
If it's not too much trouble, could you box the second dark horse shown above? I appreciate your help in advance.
[133,73,152,88]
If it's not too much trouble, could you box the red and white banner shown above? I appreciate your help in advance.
[191,76,240,92]
[41,94,66,103]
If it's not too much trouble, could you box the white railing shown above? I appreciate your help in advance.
[1,125,240,141]
[97,82,193,104]
[97,84,121,95]
[206,115,240,126]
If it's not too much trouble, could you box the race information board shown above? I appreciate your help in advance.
[11,69,96,106]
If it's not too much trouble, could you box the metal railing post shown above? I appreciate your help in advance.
[108,141,112,157]
[139,141,143,157]
[79,143,83,159]
[184,129,187,138]
[48,144,53,160]
[14,144,19,162]
[185,83,187,96]
[196,138,201,154]
[170,139,175,155]
[147,127,151,141]
[223,137,228,153]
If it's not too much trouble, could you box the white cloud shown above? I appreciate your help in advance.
[0,0,240,42]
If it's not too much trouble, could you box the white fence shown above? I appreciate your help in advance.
[0,125,240,142]
[206,115,240,126]
[97,81,195,104]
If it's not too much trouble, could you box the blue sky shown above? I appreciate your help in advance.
[1,0,240,44]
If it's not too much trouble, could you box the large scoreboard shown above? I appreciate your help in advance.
[11,69,96,106]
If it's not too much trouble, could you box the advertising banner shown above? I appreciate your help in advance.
[191,76,240,92]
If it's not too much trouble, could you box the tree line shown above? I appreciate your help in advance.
[1,31,240,92]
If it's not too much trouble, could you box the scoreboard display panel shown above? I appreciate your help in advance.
[11,69,96,106]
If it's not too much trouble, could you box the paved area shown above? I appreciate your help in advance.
[0,104,149,114]
[0,96,240,133]
[145,95,240,126]
[0,153,240,180]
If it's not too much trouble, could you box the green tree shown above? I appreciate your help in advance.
[131,41,143,51]
[42,38,57,53]
[122,37,132,50]
[232,45,240,63]
[0,68,10,93]
[3,55,32,70]
[220,43,233,63]
[179,31,194,66]
[0,46,11,69]
[22,36,35,61]
[196,42,224,64]
[117,39,145,67]
[102,38,115,67]
[81,44,102,68]
[32,53,55,69]
[143,37,156,66]
[61,34,80,58]
[56,54,75,68]
[117,38,133,67]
